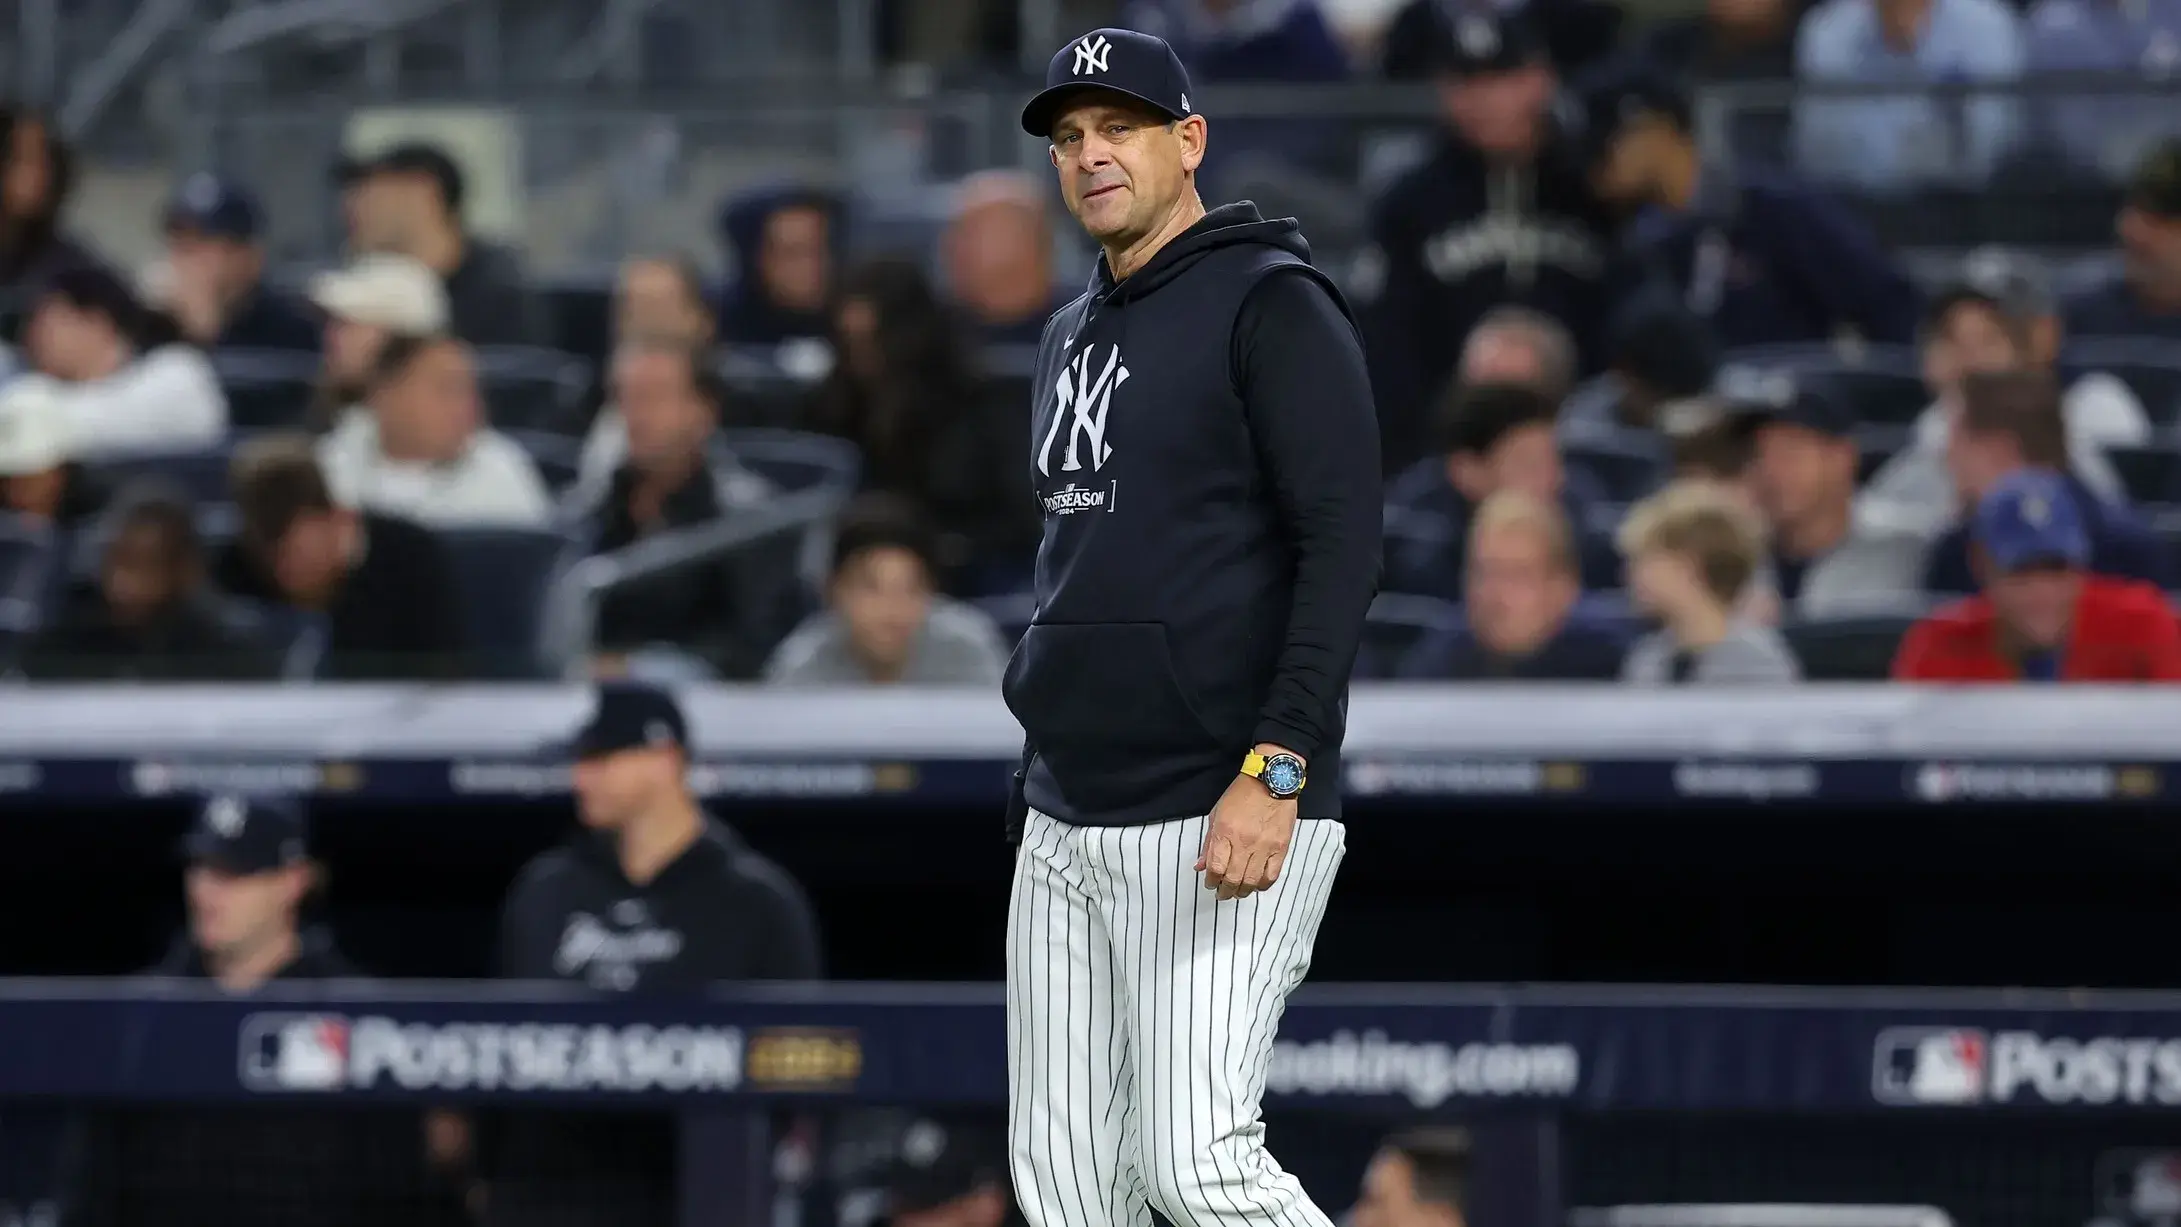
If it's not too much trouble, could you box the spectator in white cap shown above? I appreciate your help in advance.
[0,374,104,528]
[306,251,450,431]
[22,264,227,458]
[315,333,551,528]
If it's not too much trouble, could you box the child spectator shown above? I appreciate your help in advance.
[1618,480,1802,684]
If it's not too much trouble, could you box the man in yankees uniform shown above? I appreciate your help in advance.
[1005,27,1381,1227]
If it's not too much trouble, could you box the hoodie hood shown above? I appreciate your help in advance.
[717,185,841,344]
[1092,200,1310,303]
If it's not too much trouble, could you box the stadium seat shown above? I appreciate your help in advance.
[715,429,860,499]
[1566,438,1665,503]
[1855,423,1913,484]
[473,346,593,432]
[0,516,55,662]
[539,276,614,368]
[1357,592,1463,679]
[508,430,585,492]
[438,527,578,678]
[213,348,320,431]
[2061,338,2181,424]
[2103,443,2181,505]
[1784,607,1926,681]
[718,343,830,429]
[89,445,235,505]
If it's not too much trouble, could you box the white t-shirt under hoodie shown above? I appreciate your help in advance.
[317,413,553,529]
[51,345,228,460]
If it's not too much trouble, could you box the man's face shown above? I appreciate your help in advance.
[1354,1151,1461,1227]
[375,340,480,461]
[103,521,189,624]
[617,260,710,345]
[616,347,713,469]
[1923,301,2025,400]
[167,229,261,300]
[271,510,349,605]
[1459,327,1548,394]
[2119,204,2181,302]
[1437,65,1554,161]
[186,862,302,959]
[1050,101,1203,248]
[760,206,832,314]
[1753,422,1850,533]
[945,200,1048,320]
[351,171,439,252]
[1987,561,2082,650]
[26,296,110,381]
[833,545,934,678]
[324,316,391,389]
[1466,521,1576,657]
[571,747,677,830]
[1451,422,1563,504]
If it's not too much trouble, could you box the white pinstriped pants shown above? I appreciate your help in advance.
[1006,806,1346,1227]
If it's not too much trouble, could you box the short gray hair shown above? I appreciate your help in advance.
[1464,306,1578,403]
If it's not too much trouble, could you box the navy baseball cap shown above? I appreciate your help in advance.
[1569,62,1692,164]
[181,794,308,875]
[560,681,689,760]
[1975,468,2090,572]
[1428,5,1549,76]
[887,1119,1005,1213]
[163,172,262,242]
[1022,28,1194,137]
[1924,247,2054,331]
[1719,370,1857,440]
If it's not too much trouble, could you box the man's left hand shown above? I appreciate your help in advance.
[1197,746,1301,901]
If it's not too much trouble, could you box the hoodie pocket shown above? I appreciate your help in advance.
[1003,622,1223,752]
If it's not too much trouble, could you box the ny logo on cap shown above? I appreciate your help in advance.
[1073,33,1112,76]
[207,795,246,837]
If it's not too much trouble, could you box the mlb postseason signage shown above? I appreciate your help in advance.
[7,980,2181,1112]
[0,685,2177,805]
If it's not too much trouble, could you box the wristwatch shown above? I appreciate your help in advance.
[1242,751,1307,800]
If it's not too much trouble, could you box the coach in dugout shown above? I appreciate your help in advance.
[57,794,458,1227]
[481,680,821,1227]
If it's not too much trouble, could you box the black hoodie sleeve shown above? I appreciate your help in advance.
[1232,271,1384,762]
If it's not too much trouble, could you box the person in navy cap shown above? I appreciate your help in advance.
[1573,60,1919,352]
[1895,467,2181,681]
[1358,5,1620,471]
[56,793,462,1227]
[883,1118,1017,1227]
[153,171,320,351]
[1011,24,1377,1227]
[486,680,819,1227]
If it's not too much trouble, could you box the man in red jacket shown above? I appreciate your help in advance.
[1894,468,2181,682]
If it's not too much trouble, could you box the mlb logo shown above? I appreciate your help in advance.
[1872,1027,1988,1105]
[238,1013,351,1092]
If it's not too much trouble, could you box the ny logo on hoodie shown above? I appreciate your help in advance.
[1039,343,1129,477]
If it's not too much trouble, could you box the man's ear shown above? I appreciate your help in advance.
[1176,114,1209,174]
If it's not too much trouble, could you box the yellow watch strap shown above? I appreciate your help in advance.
[1241,752,1268,778]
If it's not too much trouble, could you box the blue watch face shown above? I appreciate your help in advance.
[1264,757,1304,795]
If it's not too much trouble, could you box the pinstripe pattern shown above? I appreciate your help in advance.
[1007,808,1345,1227]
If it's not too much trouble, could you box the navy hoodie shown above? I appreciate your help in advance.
[1004,203,1382,831]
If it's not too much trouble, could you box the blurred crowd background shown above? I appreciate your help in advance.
[3,0,2181,691]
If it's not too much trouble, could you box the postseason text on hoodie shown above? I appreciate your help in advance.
[1004,203,1382,830]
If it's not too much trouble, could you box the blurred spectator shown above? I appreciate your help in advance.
[1865,252,2144,538]
[1644,0,1801,80]
[217,434,468,679]
[0,107,96,306]
[0,376,106,529]
[306,252,451,430]
[1382,0,1624,77]
[718,186,838,347]
[1654,402,1786,625]
[1895,467,2181,680]
[348,143,548,346]
[1123,0,1351,80]
[493,682,820,1227]
[577,255,723,488]
[1794,0,2026,190]
[1562,287,1721,442]
[1351,1126,1470,1227]
[574,340,801,680]
[58,794,448,1226]
[1459,305,1580,403]
[765,495,1010,687]
[2026,0,2181,179]
[2065,139,2181,339]
[1619,479,1802,683]
[941,172,1068,347]
[23,264,226,458]
[143,173,319,351]
[1382,384,1611,602]
[1923,369,2170,592]
[22,488,276,681]
[1357,6,1617,471]
[806,259,1037,591]
[1399,490,1627,679]
[883,1119,1014,1227]
[1736,382,1927,614]
[1581,63,1921,349]
[317,334,551,528]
